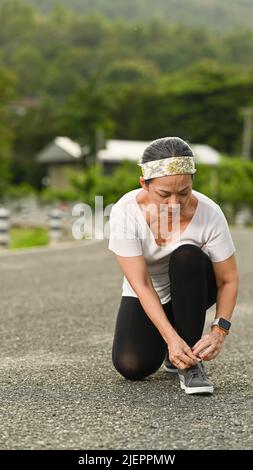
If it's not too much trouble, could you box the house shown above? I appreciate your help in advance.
[97,139,221,175]
[36,137,84,189]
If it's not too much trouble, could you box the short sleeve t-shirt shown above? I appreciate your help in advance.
[108,188,236,304]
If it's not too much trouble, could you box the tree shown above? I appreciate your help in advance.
[0,67,15,198]
[60,82,116,154]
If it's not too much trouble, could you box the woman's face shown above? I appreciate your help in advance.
[140,174,193,216]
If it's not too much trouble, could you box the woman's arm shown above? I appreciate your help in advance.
[193,254,239,360]
[116,254,199,368]
[211,254,239,322]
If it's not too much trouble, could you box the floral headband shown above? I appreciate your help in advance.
[137,156,196,179]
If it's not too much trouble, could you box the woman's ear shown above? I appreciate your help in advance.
[139,176,149,191]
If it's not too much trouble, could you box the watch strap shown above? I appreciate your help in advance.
[211,324,229,336]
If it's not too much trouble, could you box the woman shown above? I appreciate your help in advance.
[108,137,239,395]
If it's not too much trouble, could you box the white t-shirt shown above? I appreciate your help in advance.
[108,188,236,305]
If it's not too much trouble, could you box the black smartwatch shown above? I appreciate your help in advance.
[211,317,231,333]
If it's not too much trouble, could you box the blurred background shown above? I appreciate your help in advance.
[0,0,253,250]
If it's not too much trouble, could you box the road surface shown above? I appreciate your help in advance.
[0,230,252,450]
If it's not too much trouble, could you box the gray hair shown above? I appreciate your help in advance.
[141,136,195,183]
[141,136,194,163]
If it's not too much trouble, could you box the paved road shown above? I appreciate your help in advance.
[0,230,252,450]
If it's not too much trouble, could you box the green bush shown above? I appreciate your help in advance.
[70,160,141,208]
[39,187,80,203]
[5,183,37,200]
[193,157,253,222]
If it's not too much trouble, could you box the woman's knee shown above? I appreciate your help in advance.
[169,244,206,276]
[112,352,158,381]
[112,359,147,380]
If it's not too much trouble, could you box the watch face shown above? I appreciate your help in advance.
[218,318,231,330]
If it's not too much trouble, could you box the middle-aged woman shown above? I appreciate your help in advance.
[108,137,239,394]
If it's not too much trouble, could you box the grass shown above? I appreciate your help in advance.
[9,227,49,249]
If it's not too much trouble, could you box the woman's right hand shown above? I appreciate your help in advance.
[167,333,200,369]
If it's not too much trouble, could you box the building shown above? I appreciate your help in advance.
[36,137,84,189]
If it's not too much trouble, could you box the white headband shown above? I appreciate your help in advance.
[138,156,196,179]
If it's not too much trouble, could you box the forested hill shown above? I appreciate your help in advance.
[0,0,253,33]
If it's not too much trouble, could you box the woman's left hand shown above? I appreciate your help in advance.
[192,329,226,361]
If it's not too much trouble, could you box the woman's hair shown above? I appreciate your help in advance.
[141,136,195,184]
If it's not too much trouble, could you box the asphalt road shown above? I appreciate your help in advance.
[0,230,252,450]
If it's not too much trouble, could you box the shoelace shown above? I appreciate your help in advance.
[188,363,206,380]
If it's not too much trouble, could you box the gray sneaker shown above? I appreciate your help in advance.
[163,355,178,373]
[178,361,214,395]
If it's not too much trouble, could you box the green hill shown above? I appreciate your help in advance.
[0,0,252,32]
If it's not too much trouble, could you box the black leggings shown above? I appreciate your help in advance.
[112,244,218,380]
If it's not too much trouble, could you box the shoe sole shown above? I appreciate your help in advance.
[179,378,214,395]
[163,364,178,374]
